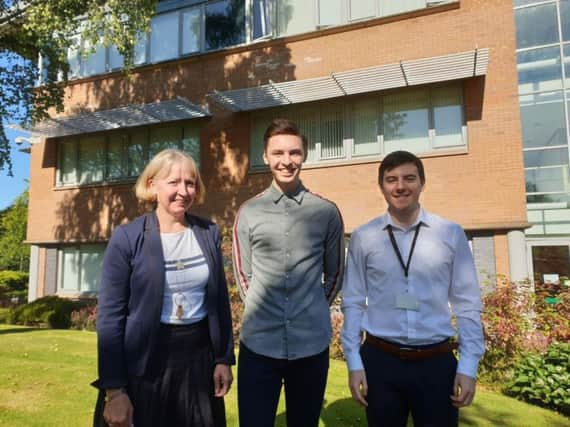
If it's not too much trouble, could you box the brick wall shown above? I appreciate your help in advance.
[27,0,526,254]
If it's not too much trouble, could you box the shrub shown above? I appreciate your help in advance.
[70,303,98,331]
[330,307,344,361]
[505,342,570,415]
[0,270,29,306]
[8,296,83,329]
[479,277,534,383]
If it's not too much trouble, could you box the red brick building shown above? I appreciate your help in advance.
[23,0,529,299]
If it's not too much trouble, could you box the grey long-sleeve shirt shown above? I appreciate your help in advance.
[232,183,345,360]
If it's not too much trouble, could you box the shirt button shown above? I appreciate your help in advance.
[285,232,289,236]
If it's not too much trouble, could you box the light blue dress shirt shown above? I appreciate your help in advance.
[341,208,484,378]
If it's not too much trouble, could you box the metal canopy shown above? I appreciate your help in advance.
[28,98,210,139]
[208,48,489,112]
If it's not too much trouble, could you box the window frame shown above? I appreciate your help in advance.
[53,0,459,82]
[248,83,467,171]
[57,244,106,296]
[55,121,202,188]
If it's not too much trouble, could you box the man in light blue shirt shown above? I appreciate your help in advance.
[341,150,484,427]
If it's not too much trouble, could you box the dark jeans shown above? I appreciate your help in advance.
[238,342,329,427]
[361,341,458,427]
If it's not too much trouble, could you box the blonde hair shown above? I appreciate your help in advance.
[134,149,205,204]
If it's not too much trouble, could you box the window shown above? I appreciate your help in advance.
[60,0,454,80]
[383,89,430,153]
[349,0,376,21]
[205,0,246,50]
[57,121,202,186]
[319,0,343,27]
[58,244,105,294]
[253,0,272,39]
[520,91,567,149]
[517,47,563,94]
[249,84,465,168]
[182,7,202,54]
[515,3,558,49]
[150,11,180,62]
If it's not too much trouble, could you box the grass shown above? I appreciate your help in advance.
[0,307,10,323]
[0,324,568,427]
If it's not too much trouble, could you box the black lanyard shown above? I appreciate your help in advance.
[386,223,422,278]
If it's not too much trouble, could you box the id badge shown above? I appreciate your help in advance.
[396,293,419,311]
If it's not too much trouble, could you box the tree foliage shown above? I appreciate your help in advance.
[0,0,157,174]
[0,189,28,270]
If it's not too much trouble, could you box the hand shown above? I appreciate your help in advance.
[450,373,476,408]
[103,391,133,427]
[213,364,233,397]
[348,370,368,406]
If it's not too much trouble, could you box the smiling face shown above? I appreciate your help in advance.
[151,161,197,222]
[380,162,424,221]
[263,133,305,194]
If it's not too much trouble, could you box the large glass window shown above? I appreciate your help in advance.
[561,0,570,41]
[58,245,105,294]
[182,8,202,54]
[83,40,107,77]
[63,0,450,80]
[383,89,430,154]
[57,121,201,186]
[517,46,563,94]
[349,0,376,21]
[253,0,272,39]
[352,98,380,156]
[525,165,569,193]
[59,141,77,185]
[107,135,126,179]
[278,0,315,36]
[79,136,105,184]
[515,3,559,49]
[432,86,464,148]
[319,0,342,26]
[531,244,570,282]
[249,84,465,168]
[519,91,567,148]
[150,12,180,62]
[205,0,246,50]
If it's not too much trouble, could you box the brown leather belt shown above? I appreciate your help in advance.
[364,334,457,361]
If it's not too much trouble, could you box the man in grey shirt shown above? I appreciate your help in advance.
[232,118,344,427]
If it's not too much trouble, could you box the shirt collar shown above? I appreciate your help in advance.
[381,207,430,231]
[269,182,306,204]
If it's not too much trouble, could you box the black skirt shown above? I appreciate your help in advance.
[93,318,226,427]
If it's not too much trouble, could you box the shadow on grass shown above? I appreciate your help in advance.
[276,398,369,427]
[0,327,42,335]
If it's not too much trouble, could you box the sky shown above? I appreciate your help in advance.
[0,125,31,210]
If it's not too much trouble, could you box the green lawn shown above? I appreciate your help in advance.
[0,325,568,427]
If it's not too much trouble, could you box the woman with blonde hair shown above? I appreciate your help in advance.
[93,149,234,427]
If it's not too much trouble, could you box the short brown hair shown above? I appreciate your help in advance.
[263,118,308,155]
[378,150,426,187]
[134,149,205,204]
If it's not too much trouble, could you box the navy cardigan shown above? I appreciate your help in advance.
[93,212,235,390]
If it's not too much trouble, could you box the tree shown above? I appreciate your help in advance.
[0,189,28,271]
[0,0,157,174]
